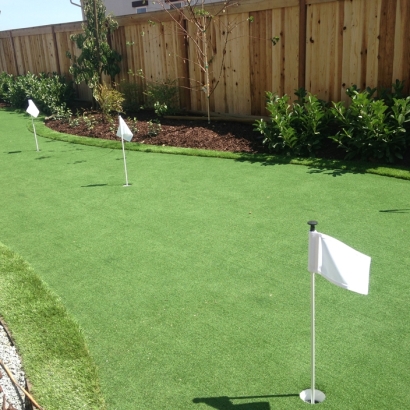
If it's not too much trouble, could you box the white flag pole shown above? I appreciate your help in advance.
[311,268,316,404]
[309,221,317,405]
[32,117,39,152]
[300,221,325,405]
[121,135,129,187]
[116,115,132,187]
[26,100,40,151]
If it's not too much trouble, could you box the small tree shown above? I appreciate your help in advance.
[151,0,251,123]
[67,0,122,89]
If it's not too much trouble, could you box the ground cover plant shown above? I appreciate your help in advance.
[1,109,410,409]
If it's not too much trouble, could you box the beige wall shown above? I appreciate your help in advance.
[103,0,221,17]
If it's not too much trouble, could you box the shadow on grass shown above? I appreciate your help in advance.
[233,153,365,176]
[192,394,299,409]
[81,183,108,188]
[6,151,22,154]
[306,167,365,177]
[234,153,291,167]
[379,209,410,213]
[34,156,52,160]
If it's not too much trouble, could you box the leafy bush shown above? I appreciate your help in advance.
[144,78,179,115]
[118,80,144,113]
[256,83,410,163]
[254,91,329,156]
[0,72,13,102]
[2,72,74,115]
[93,83,125,121]
[331,88,410,162]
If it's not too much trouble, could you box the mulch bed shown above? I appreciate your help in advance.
[45,111,269,154]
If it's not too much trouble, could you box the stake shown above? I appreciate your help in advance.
[121,136,129,187]
[32,117,39,152]
[0,359,44,410]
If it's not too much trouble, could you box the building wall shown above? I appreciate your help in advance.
[103,0,221,17]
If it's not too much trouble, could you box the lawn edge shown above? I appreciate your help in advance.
[0,242,106,410]
[17,111,410,181]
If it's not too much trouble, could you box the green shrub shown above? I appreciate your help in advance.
[93,83,125,121]
[3,72,74,115]
[144,78,179,115]
[118,80,144,113]
[330,88,410,162]
[0,72,13,102]
[254,91,329,156]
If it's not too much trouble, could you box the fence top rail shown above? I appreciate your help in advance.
[0,21,83,38]
[0,0,307,39]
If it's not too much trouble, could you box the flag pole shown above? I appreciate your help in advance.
[32,117,39,152]
[308,220,317,405]
[121,136,129,187]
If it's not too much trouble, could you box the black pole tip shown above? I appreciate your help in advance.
[307,220,318,231]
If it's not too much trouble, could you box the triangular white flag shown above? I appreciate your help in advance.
[26,99,39,118]
[308,231,371,295]
[116,115,133,142]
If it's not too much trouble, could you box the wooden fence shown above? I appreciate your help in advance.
[1,0,409,116]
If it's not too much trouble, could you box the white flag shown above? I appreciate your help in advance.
[116,116,133,142]
[308,231,371,295]
[26,99,39,118]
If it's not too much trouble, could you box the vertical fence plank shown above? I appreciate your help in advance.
[378,0,397,89]
[298,0,307,91]
[306,1,343,102]
[1,1,410,114]
[392,0,410,95]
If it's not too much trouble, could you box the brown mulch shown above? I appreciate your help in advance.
[45,111,269,155]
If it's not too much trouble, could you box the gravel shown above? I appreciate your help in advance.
[0,322,26,410]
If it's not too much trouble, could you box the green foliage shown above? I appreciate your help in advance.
[82,113,97,130]
[154,101,168,117]
[0,72,13,101]
[67,0,121,88]
[144,78,179,114]
[93,83,125,121]
[254,91,329,156]
[118,80,144,113]
[2,72,74,115]
[147,119,162,136]
[256,83,410,163]
[378,79,405,107]
[129,117,139,134]
[331,87,410,162]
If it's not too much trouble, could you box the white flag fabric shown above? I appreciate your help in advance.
[308,231,371,295]
[116,116,133,142]
[26,99,39,118]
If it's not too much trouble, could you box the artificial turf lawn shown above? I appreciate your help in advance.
[1,109,410,409]
[0,243,105,409]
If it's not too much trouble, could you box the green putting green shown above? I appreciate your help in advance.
[1,109,410,409]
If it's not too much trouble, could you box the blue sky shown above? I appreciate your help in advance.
[0,0,83,31]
